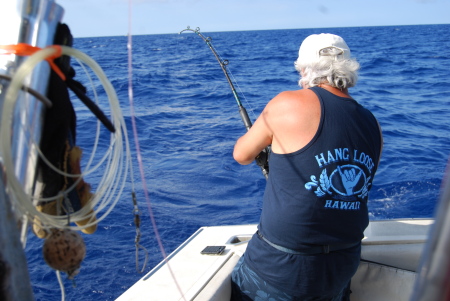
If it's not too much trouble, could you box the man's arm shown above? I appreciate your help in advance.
[233,89,319,165]
[233,107,273,165]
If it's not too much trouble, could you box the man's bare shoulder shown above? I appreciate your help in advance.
[266,89,318,111]
[262,89,321,153]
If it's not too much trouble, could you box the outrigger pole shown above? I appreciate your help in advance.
[0,0,65,300]
[179,27,269,180]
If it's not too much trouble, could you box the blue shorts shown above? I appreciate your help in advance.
[230,256,351,301]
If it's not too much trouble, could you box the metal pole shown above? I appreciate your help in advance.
[0,174,34,300]
[0,1,64,299]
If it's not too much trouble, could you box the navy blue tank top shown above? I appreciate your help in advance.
[244,86,382,295]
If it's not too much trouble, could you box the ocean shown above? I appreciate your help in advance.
[24,24,450,300]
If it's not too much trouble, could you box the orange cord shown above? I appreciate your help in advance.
[0,43,66,81]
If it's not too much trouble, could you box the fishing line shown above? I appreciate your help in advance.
[18,58,109,197]
[127,0,184,295]
[223,63,259,122]
[191,37,259,123]
[179,27,270,179]
[0,46,129,235]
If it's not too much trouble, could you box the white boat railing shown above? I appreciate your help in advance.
[411,161,450,301]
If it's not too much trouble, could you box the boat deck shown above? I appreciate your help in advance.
[117,224,256,301]
[117,219,433,301]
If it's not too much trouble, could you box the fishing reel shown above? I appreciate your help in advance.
[255,147,270,178]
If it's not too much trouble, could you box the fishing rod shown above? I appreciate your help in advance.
[179,27,269,180]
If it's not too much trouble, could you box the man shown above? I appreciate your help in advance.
[231,33,383,301]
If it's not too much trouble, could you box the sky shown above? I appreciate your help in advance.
[57,0,449,38]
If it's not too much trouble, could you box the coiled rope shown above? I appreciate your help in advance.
[0,45,129,234]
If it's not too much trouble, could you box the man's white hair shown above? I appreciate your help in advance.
[294,55,360,90]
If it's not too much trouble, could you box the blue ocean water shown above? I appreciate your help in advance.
[24,24,450,300]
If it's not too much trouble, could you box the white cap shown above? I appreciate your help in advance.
[297,33,351,65]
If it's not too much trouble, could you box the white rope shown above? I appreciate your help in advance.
[56,270,66,301]
[0,45,131,233]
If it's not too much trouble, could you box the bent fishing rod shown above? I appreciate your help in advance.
[179,27,269,180]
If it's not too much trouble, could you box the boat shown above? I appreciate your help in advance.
[1,1,449,301]
[118,163,450,301]
[116,163,450,301]
[116,218,432,301]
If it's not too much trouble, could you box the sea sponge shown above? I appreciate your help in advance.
[42,229,86,279]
